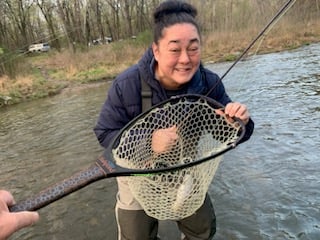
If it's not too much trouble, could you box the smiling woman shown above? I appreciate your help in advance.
[93,1,254,239]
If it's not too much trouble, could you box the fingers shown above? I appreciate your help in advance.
[152,125,179,153]
[214,108,224,116]
[0,190,39,240]
[0,212,39,240]
[225,102,250,124]
[0,190,15,207]
[215,108,235,124]
[13,211,40,229]
[166,125,179,141]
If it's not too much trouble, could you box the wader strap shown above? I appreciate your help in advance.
[141,77,152,112]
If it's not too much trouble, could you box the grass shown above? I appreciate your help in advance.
[1,19,319,107]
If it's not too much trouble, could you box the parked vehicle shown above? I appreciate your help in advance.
[90,37,112,46]
[28,43,50,53]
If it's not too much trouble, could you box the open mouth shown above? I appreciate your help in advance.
[176,67,192,73]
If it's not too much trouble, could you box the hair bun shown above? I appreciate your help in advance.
[154,0,197,23]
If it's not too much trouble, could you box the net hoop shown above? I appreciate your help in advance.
[112,94,244,220]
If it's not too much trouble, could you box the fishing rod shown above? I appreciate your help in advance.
[8,0,297,214]
[206,0,297,96]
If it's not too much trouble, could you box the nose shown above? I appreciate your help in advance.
[179,50,191,64]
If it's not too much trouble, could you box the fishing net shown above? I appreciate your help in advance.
[113,95,242,220]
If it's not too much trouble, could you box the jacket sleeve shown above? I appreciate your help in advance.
[240,118,254,143]
[94,65,143,149]
[93,81,131,148]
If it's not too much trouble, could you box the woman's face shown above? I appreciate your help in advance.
[152,23,201,90]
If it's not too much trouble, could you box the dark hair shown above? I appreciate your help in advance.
[153,0,200,43]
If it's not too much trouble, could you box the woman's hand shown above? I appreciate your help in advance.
[216,102,250,125]
[225,102,250,124]
[152,125,179,153]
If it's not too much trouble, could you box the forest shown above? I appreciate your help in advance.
[1,0,319,51]
[0,0,319,105]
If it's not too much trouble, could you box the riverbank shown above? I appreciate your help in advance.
[1,19,319,108]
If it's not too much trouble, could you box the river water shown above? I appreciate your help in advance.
[0,43,319,240]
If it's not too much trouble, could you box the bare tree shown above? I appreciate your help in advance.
[106,0,121,40]
[3,0,34,47]
[36,0,61,51]
[122,0,133,37]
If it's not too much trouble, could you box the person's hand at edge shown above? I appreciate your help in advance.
[0,190,39,240]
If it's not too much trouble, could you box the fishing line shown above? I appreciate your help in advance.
[233,0,297,98]
[206,0,297,97]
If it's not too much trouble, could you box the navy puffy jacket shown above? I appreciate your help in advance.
[94,47,254,148]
